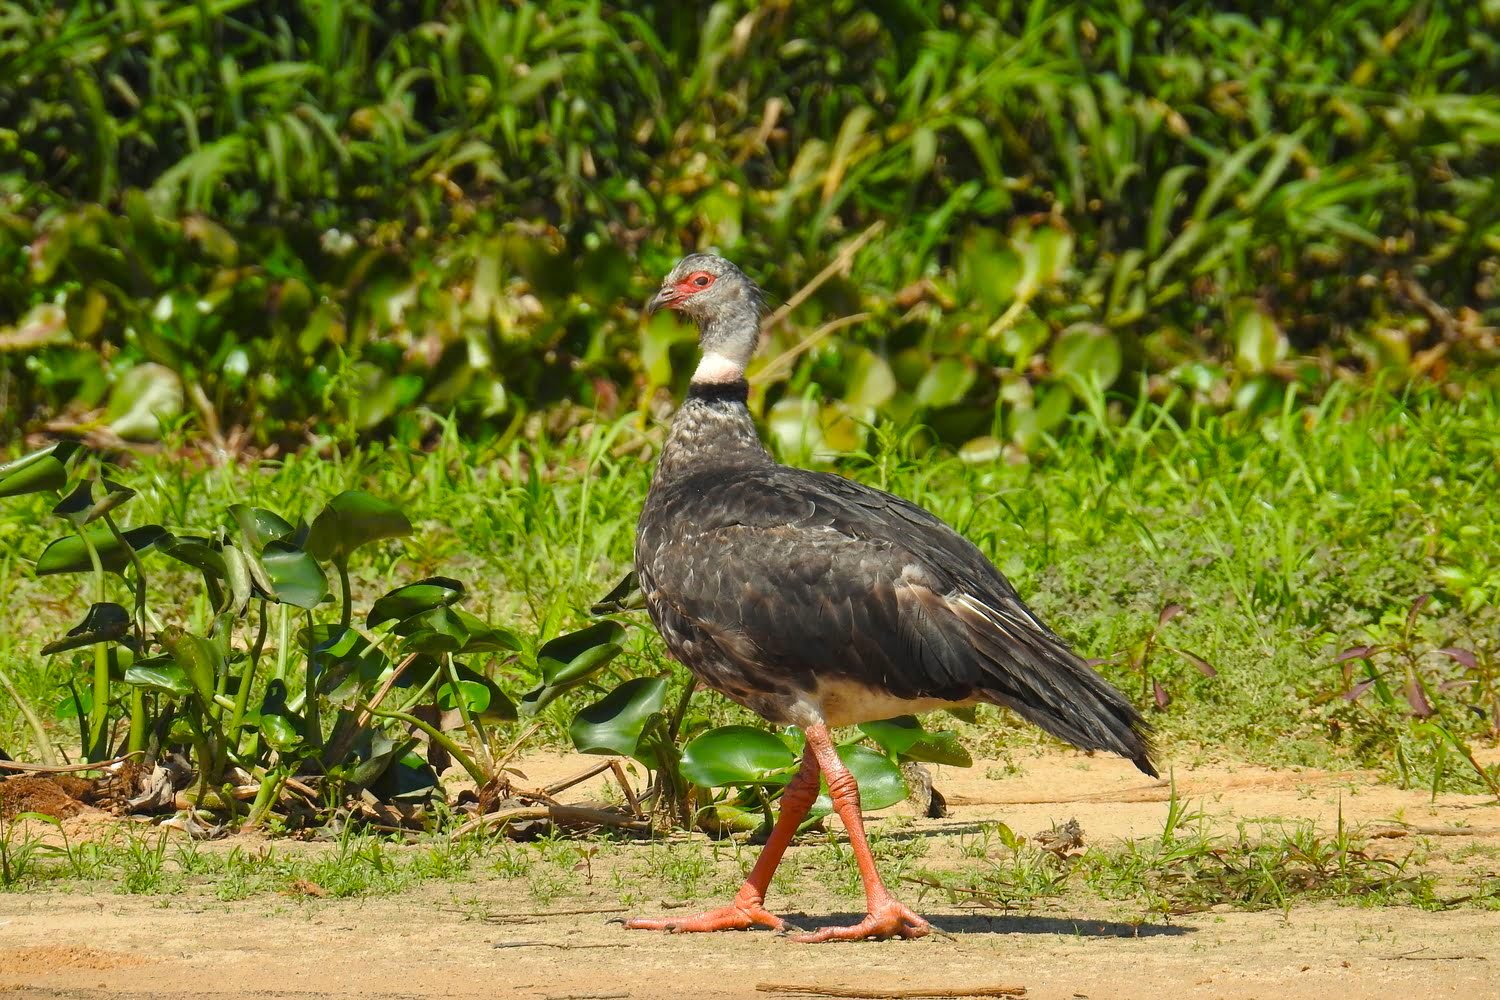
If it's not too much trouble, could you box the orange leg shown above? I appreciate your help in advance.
[624,750,822,933]
[790,722,929,943]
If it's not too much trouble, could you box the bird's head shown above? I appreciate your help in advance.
[646,254,766,383]
[645,253,762,324]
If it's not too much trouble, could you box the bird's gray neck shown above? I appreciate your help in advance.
[696,300,761,379]
[652,380,772,486]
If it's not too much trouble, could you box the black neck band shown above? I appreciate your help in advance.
[686,379,750,404]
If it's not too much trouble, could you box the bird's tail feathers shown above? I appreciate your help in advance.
[950,593,1158,778]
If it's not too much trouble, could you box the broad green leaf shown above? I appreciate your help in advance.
[82,479,135,524]
[1232,304,1286,374]
[902,730,973,767]
[394,605,469,654]
[680,726,798,788]
[227,504,295,550]
[568,676,669,758]
[1050,325,1122,390]
[51,482,94,524]
[0,455,67,499]
[537,621,626,686]
[222,543,253,613]
[124,656,192,697]
[260,541,327,608]
[0,442,84,485]
[159,535,229,581]
[104,363,184,441]
[338,733,412,788]
[156,626,223,702]
[451,609,522,654]
[0,448,71,499]
[368,749,438,803]
[915,358,976,408]
[298,623,362,659]
[35,523,167,576]
[251,679,304,752]
[367,577,466,627]
[305,490,412,563]
[437,662,518,723]
[41,602,131,655]
[858,716,924,756]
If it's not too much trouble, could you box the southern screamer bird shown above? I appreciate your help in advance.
[629,254,1157,942]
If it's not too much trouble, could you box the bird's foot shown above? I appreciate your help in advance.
[789,899,930,943]
[623,897,787,934]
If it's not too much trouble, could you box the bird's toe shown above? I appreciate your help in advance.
[623,902,786,934]
[789,901,930,944]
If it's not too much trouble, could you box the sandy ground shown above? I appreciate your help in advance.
[2,749,1497,1000]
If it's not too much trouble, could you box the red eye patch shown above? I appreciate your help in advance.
[677,270,716,293]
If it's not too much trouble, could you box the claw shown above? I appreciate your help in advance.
[789,900,930,944]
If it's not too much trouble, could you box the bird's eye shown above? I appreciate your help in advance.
[689,272,714,288]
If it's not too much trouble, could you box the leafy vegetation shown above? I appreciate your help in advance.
[0,435,947,834]
[1,379,1495,835]
[0,3,1496,927]
[3,1,1497,448]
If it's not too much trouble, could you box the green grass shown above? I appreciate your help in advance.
[1,374,1496,789]
[4,794,1495,915]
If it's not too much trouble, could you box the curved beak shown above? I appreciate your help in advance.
[645,285,678,316]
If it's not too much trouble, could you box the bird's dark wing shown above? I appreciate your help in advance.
[638,466,1155,776]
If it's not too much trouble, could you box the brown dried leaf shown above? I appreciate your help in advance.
[1433,647,1477,670]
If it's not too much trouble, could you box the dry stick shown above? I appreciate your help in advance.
[754,312,873,385]
[1369,825,1500,839]
[761,220,883,332]
[355,651,422,730]
[441,905,629,920]
[450,803,649,840]
[756,985,1026,999]
[498,944,621,953]
[542,759,616,797]
[610,759,643,819]
[0,751,142,774]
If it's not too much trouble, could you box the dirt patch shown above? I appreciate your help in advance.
[0,888,1494,999]
[0,748,1496,999]
[0,946,147,976]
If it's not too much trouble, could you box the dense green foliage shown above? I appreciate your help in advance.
[3,1,1497,447]
[3,381,1496,810]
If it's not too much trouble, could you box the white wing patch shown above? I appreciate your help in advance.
[948,591,1047,640]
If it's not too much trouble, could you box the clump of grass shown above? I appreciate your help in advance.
[912,796,1490,917]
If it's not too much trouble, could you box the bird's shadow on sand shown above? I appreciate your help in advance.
[780,912,1193,939]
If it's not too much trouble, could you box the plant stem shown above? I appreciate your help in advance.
[368,706,486,785]
[275,603,290,682]
[243,768,287,830]
[228,601,268,760]
[100,513,148,647]
[336,557,352,632]
[76,525,110,761]
[303,610,322,754]
[127,688,146,754]
[101,514,151,755]
[442,653,493,774]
